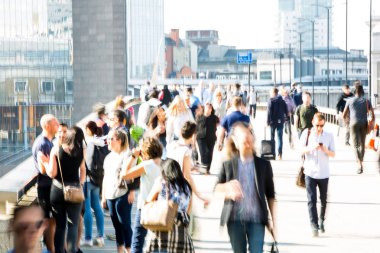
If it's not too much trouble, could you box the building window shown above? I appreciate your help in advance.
[41,81,54,93]
[260,71,272,80]
[14,81,27,92]
[66,80,73,93]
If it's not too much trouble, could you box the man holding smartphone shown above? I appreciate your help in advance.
[299,113,335,237]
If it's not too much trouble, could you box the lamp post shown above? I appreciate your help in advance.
[313,4,331,107]
[287,29,304,87]
[279,52,283,86]
[289,44,292,88]
[299,17,315,103]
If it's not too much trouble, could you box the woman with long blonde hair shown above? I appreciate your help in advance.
[166,95,194,144]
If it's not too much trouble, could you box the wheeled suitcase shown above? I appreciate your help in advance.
[261,127,276,160]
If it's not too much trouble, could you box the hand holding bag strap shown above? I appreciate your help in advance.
[56,146,66,189]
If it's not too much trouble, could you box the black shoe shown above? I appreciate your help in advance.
[76,249,83,253]
[357,168,363,174]
[319,220,325,233]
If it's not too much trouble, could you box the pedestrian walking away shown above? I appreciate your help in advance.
[336,84,354,145]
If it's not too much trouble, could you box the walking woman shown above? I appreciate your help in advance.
[121,137,163,253]
[147,106,167,157]
[144,158,194,253]
[214,122,276,253]
[40,126,86,253]
[101,129,136,253]
[343,81,375,174]
[82,121,105,247]
[166,96,194,144]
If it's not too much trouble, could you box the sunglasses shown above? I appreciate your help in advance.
[14,220,44,234]
[315,124,325,128]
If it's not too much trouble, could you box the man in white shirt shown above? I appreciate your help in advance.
[300,112,335,237]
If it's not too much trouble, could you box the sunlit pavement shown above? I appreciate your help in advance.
[82,110,380,253]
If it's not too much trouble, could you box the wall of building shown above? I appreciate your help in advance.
[72,0,127,122]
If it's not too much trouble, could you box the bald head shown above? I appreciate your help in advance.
[40,114,59,138]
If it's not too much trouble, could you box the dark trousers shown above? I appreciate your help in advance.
[107,192,133,248]
[270,123,284,156]
[197,138,208,165]
[131,209,148,253]
[249,104,257,118]
[284,120,293,145]
[50,184,82,253]
[227,220,265,253]
[351,122,367,162]
[305,176,329,227]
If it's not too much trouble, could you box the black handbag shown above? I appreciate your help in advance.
[296,129,311,188]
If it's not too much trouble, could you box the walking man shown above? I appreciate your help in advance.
[32,114,59,253]
[336,84,354,145]
[294,91,318,139]
[282,88,296,148]
[248,87,258,119]
[267,87,288,160]
[300,113,335,237]
[343,82,375,174]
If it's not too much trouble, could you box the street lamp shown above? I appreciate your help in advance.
[299,17,315,103]
[345,0,348,85]
[313,4,332,107]
[287,29,304,87]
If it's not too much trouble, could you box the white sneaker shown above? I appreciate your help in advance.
[81,239,93,247]
[95,237,105,247]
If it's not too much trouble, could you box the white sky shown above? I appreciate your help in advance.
[165,0,380,53]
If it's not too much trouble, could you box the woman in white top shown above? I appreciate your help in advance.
[120,137,163,253]
[166,95,194,144]
[82,121,105,247]
[101,129,136,253]
[213,88,227,120]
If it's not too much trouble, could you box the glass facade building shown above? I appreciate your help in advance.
[0,0,73,174]
[127,0,165,80]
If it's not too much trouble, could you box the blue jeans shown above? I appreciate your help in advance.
[227,221,265,253]
[305,176,329,227]
[131,209,148,253]
[83,182,104,240]
[107,192,133,248]
[270,123,284,156]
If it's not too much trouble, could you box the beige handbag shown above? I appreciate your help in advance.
[140,185,179,232]
[56,148,85,204]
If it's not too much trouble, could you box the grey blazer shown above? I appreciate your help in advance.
[216,155,275,226]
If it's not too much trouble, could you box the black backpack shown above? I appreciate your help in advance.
[87,145,110,187]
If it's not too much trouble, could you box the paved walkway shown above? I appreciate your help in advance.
[81,110,380,253]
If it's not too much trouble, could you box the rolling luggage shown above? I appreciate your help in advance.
[261,127,276,160]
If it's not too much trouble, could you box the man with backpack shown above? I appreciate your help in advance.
[294,91,318,139]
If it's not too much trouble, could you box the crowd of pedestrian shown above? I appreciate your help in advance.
[11,79,373,253]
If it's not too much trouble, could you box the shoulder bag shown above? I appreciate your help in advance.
[366,99,375,134]
[56,147,85,204]
[296,129,311,188]
[140,184,179,232]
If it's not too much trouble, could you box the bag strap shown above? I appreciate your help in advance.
[56,146,65,189]
[302,129,311,164]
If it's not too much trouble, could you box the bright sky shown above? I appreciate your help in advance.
[165,0,380,53]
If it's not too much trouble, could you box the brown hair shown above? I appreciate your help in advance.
[313,112,325,122]
[181,121,197,139]
[232,96,243,107]
[110,129,129,151]
[140,137,162,160]
[115,95,126,109]
[86,120,103,136]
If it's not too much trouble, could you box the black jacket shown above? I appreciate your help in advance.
[216,155,275,226]
[267,96,288,125]
[336,92,354,114]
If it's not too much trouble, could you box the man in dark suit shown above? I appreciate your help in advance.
[215,122,276,253]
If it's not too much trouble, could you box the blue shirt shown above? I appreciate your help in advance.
[221,111,250,134]
[189,95,201,117]
[233,158,264,223]
[32,134,54,187]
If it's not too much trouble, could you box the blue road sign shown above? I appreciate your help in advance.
[237,51,253,64]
